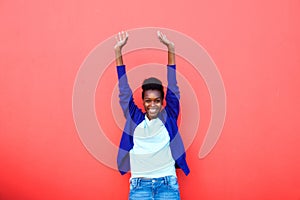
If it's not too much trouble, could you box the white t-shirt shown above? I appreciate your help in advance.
[129,115,176,178]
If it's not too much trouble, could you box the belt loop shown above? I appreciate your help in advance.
[132,178,137,186]
[138,178,141,187]
[164,176,169,186]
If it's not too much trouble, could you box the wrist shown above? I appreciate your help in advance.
[114,46,122,52]
[167,43,175,51]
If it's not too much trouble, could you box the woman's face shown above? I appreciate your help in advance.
[143,89,163,120]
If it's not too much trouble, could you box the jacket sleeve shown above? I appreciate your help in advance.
[117,65,142,119]
[165,64,180,118]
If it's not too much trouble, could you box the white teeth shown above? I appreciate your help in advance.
[149,108,156,113]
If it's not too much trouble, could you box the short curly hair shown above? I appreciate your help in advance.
[142,77,164,100]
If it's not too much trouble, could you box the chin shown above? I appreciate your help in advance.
[147,113,159,120]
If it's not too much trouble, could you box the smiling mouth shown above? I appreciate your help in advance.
[148,108,158,114]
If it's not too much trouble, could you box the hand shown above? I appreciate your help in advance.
[114,31,129,50]
[157,31,174,49]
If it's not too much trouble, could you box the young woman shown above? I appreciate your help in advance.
[115,31,190,200]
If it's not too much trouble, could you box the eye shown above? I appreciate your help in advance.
[155,99,161,103]
[144,99,151,103]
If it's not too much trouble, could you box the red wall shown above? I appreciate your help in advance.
[1,0,300,199]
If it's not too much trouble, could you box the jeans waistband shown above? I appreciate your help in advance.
[130,175,176,185]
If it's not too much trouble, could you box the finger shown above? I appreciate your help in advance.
[159,31,164,40]
[122,31,125,40]
[162,32,167,40]
[122,31,127,40]
[158,31,164,42]
[118,32,122,41]
[120,31,123,40]
[163,35,168,43]
[161,33,168,43]
[157,30,161,38]
[124,31,127,40]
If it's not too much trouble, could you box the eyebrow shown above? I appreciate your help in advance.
[144,97,162,100]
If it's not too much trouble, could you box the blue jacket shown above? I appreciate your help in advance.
[116,64,190,176]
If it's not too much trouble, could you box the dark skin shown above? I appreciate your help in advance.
[143,90,162,120]
[114,31,175,120]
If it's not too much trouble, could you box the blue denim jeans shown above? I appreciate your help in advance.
[129,176,180,200]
